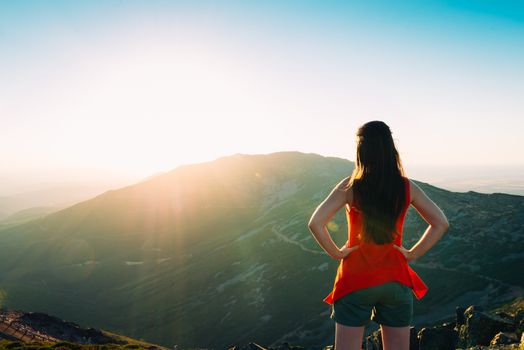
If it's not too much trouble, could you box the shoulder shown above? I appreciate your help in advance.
[334,176,353,206]
[406,177,422,204]
[334,176,352,192]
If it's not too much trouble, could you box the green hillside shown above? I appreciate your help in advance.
[0,151,522,349]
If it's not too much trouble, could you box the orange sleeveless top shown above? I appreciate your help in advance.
[323,176,429,305]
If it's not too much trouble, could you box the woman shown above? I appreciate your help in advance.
[308,121,449,350]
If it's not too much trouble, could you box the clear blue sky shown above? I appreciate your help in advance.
[1,0,523,191]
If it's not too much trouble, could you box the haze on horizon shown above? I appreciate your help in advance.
[1,0,523,196]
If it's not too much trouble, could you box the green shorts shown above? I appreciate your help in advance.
[330,281,413,327]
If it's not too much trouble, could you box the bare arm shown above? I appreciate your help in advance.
[396,179,450,261]
[308,177,359,260]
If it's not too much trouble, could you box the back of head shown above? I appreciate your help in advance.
[345,120,407,244]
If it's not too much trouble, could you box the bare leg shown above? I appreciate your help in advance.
[380,324,410,350]
[334,322,365,350]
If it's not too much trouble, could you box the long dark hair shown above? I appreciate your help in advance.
[342,121,407,244]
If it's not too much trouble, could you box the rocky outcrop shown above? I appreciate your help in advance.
[0,310,122,344]
[0,309,166,349]
[418,322,457,350]
[456,305,515,347]
[228,298,524,350]
[360,302,523,350]
[19,311,120,344]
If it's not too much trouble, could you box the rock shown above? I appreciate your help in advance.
[457,306,467,326]
[515,309,524,334]
[16,311,121,344]
[490,332,519,345]
[417,323,458,350]
[456,305,516,347]
[495,311,514,322]
[364,329,382,350]
[247,343,267,350]
[514,309,524,324]
[409,326,419,350]
[361,326,420,350]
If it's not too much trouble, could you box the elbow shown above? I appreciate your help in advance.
[443,216,450,230]
[437,218,450,232]
[308,220,323,232]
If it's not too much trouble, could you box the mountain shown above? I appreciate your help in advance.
[0,206,60,229]
[0,183,129,221]
[0,151,522,349]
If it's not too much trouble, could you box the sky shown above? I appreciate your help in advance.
[1,0,523,194]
